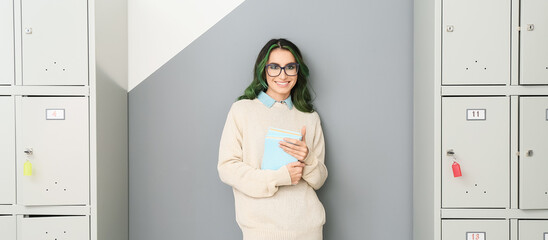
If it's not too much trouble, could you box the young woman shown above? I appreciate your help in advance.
[218,38,327,240]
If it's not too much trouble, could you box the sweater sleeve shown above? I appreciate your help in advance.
[217,105,292,198]
[301,113,328,190]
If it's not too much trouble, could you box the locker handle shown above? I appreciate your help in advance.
[446,149,455,156]
[24,148,33,155]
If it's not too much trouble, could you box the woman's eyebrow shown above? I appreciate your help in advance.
[268,62,296,66]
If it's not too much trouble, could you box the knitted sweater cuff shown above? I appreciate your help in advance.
[271,165,292,187]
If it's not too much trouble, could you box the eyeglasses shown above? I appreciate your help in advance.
[265,63,299,77]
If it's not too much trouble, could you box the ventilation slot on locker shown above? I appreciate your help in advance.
[19,215,89,240]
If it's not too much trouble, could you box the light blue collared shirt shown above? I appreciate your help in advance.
[257,91,294,110]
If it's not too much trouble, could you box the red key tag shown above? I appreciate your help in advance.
[452,161,462,178]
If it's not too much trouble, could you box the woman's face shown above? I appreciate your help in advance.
[265,48,298,101]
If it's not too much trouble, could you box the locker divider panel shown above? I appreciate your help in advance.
[442,97,510,208]
[16,96,89,206]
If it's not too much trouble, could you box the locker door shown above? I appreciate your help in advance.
[519,220,548,240]
[19,216,89,240]
[520,0,548,85]
[519,97,548,209]
[0,0,14,85]
[442,97,509,208]
[442,220,509,240]
[21,0,88,86]
[442,0,510,85]
[0,97,15,204]
[0,216,16,240]
[17,97,89,205]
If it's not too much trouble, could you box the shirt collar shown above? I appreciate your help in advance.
[257,91,294,110]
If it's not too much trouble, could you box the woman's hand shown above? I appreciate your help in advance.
[279,126,309,162]
[287,161,306,185]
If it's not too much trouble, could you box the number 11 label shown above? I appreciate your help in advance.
[466,109,486,121]
[466,232,485,240]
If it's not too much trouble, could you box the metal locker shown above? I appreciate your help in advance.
[0,216,16,240]
[442,220,509,240]
[519,97,548,209]
[442,97,510,208]
[520,0,548,85]
[17,97,89,205]
[21,0,88,86]
[519,220,548,240]
[0,97,15,204]
[442,0,510,85]
[19,216,89,240]
[0,0,14,85]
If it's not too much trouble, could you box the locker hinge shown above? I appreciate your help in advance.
[516,151,520,157]
[517,26,521,31]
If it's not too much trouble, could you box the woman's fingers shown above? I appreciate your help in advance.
[279,139,308,161]
[280,145,307,160]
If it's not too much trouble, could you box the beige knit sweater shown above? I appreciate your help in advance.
[218,98,328,240]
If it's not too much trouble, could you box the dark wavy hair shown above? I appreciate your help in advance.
[237,38,314,113]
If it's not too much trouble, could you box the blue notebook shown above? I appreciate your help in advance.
[261,127,302,170]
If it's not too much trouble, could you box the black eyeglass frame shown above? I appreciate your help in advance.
[265,63,300,77]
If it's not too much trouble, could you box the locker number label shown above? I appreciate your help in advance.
[466,232,485,240]
[466,109,486,121]
[544,232,548,240]
[46,109,65,120]
[545,109,548,121]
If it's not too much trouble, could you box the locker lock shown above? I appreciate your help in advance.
[527,24,535,31]
[446,25,454,32]
[24,28,32,34]
[446,149,455,156]
[24,148,33,155]
[526,150,534,157]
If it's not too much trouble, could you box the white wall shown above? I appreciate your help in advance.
[128,0,245,91]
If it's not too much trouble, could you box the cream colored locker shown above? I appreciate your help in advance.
[19,216,89,240]
[17,97,89,205]
[519,220,548,240]
[0,0,14,85]
[0,216,16,240]
[442,220,509,240]
[519,97,548,209]
[442,0,511,85]
[21,0,88,86]
[442,97,509,208]
[520,0,548,84]
[0,97,15,204]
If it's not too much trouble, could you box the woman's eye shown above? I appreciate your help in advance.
[287,65,296,70]
[269,65,280,70]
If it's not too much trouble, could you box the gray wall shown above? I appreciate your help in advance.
[129,0,413,239]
